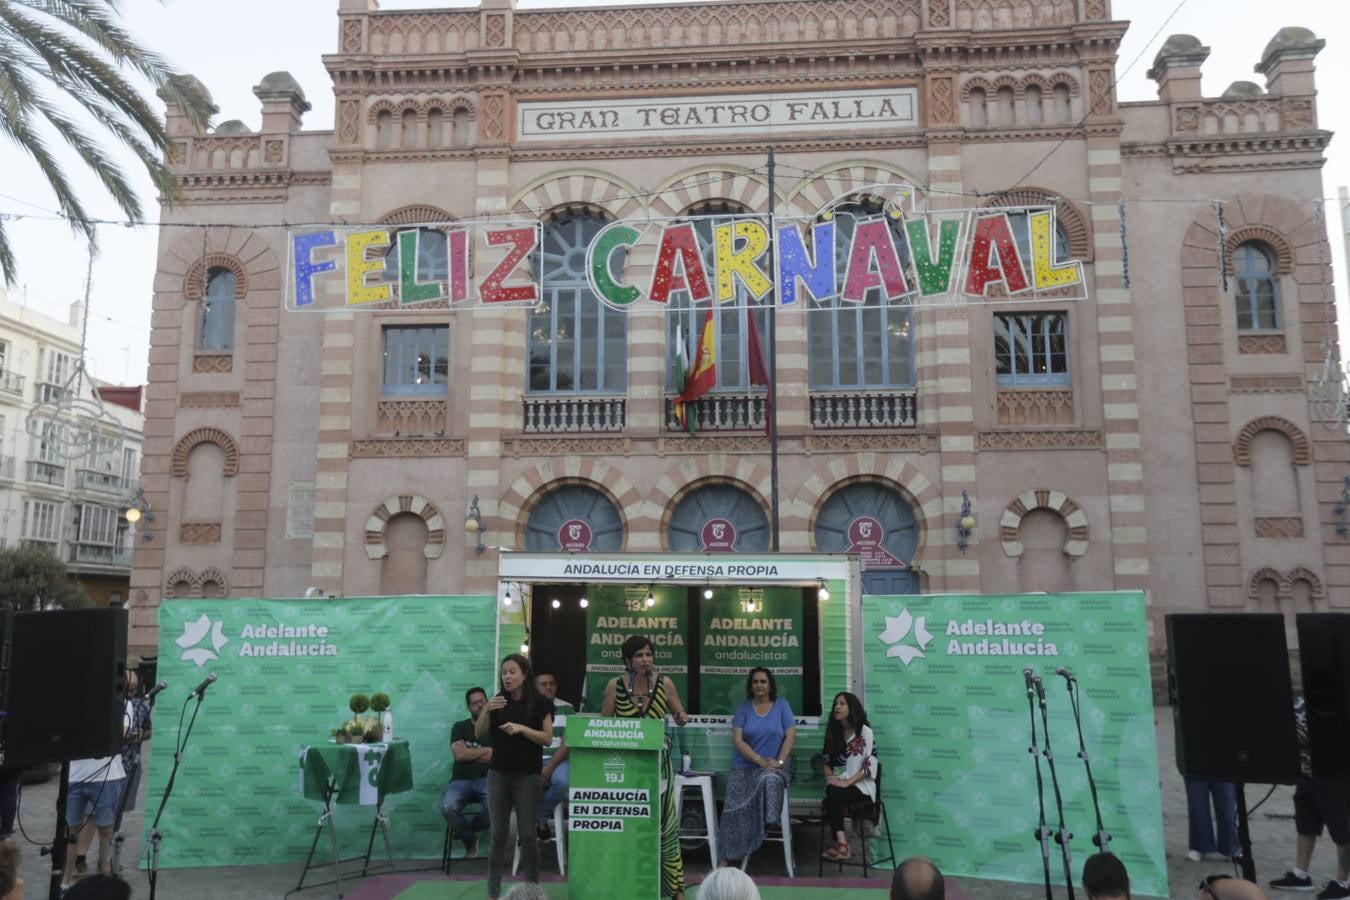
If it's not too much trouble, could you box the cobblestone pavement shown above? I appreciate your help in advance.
[9,707,1337,899]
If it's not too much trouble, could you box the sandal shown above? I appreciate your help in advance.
[821,841,852,860]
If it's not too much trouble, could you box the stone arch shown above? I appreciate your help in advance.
[499,462,639,548]
[1022,73,1051,92]
[790,458,938,559]
[171,427,239,477]
[981,187,1094,262]
[363,494,446,560]
[165,568,202,598]
[1000,489,1089,558]
[198,567,229,598]
[648,166,772,218]
[658,475,770,550]
[803,473,932,557]
[1235,416,1310,466]
[991,74,1022,98]
[651,457,772,537]
[1226,225,1294,275]
[783,159,927,217]
[509,169,645,222]
[366,99,398,123]
[1246,566,1284,601]
[960,76,995,101]
[1283,566,1325,602]
[184,254,248,304]
[378,205,454,226]
[443,96,476,118]
[1047,72,1081,97]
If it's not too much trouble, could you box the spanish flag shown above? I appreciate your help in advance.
[676,305,717,430]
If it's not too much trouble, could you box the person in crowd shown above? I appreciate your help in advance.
[0,839,23,900]
[441,686,493,859]
[717,667,796,866]
[699,865,762,900]
[820,691,875,862]
[602,635,689,900]
[115,669,153,831]
[535,669,574,840]
[1185,777,1239,862]
[62,874,132,900]
[60,692,129,891]
[478,653,553,900]
[1082,851,1130,899]
[1202,874,1272,900]
[890,855,945,900]
[1271,695,1350,898]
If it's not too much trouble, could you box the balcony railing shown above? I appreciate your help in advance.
[0,456,15,481]
[19,539,58,555]
[36,383,70,404]
[68,543,133,569]
[664,394,767,432]
[810,390,919,429]
[523,395,626,433]
[76,468,129,495]
[0,371,24,397]
[26,459,65,486]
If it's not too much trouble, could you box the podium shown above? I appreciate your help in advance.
[566,716,665,900]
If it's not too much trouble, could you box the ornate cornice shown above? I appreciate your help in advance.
[350,438,466,458]
[976,429,1105,450]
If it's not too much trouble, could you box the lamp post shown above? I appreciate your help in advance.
[465,495,485,556]
[123,487,155,542]
[957,490,976,554]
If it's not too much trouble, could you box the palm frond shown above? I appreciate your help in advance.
[0,217,18,286]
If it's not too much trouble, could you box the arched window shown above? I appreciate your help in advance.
[426,108,443,147]
[813,481,919,595]
[1052,84,1072,122]
[1025,85,1043,125]
[1234,242,1280,330]
[664,205,769,394]
[382,226,449,287]
[1007,211,1070,270]
[198,267,235,352]
[969,88,988,127]
[524,484,624,551]
[528,214,627,393]
[996,86,1016,126]
[807,202,915,389]
[400,109,417,147]
[376,109,393,148]
[667,483,769,552]
[452,108,471,146]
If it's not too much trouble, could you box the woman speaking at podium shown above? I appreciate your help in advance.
[602,635,689,900]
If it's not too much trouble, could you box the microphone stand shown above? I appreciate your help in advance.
[1034,676,1076,900]
[1062,674,1111,854]
[147,689,209,900]
[1024,673,1054,900]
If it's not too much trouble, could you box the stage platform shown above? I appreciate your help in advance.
[342,872,951,899]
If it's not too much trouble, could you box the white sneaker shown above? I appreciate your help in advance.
[1186,850,1203,862]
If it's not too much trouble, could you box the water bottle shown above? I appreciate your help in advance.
[681,753,692,775]
[382,709,394,742]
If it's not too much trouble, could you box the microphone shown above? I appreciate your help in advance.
[188,673,217,699]
[1032,674,1047,701]
[144,681,168,702]
[1055,666,1076,683]
[1022,667,1036,693]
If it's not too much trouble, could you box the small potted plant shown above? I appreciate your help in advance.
[344,719,367,743]
[370,692,393,742]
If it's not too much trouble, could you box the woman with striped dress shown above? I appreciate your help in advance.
[602,634,689,900]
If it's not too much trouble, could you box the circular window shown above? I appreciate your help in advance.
[524,484,624,552]
[814,482,919,593]
[667,483,769,553]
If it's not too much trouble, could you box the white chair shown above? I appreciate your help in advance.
[673,773,718,863]
[739,783,795,877]
[511,802,567,876]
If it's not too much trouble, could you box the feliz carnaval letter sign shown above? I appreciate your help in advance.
[286,197,1087,313]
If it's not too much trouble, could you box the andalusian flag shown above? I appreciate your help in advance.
[676,305,717,432]
[673,320,691,431]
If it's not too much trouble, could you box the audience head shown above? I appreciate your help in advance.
[745,667,778,701]
[1082,852,1130,899]
[464,686,487,716]
[1199,875,1270,900]
[501,884,551,900]
[0,840,21,900]
[62,875,132,900]
[889,855,944,900]
[499,654,534,700]
[535,670,558,700]
[621,635,655,670]
[699,866,762,900]
[125,669,140,698]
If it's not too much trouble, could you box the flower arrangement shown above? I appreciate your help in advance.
[332,691,391,743]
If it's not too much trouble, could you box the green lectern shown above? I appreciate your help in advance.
[565,715,665,900]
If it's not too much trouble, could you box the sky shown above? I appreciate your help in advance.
[0,0,1346,385]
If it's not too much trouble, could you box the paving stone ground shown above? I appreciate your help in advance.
[9,707,1336,899]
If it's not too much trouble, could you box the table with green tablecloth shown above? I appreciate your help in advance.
[296,740,414,895]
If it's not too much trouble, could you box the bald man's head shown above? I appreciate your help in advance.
[890,856,944,900]
[1201,875,1269,900]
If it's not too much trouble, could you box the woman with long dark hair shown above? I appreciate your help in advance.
[601,635,689,899]
[820,691,875,861]
[476,653,554,900]
[717,667,796,866]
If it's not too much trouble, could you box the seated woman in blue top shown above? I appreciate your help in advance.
[716,667,797,866]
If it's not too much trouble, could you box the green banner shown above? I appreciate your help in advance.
[566,716,664,900]
[583,584,688,711]
[147,596,497,868]
[698,587,803,715]
[861,592,1167,897]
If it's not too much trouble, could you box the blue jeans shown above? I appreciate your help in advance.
[539,758,569,824]
[441,777,489,843]
[1185,778,1238,856]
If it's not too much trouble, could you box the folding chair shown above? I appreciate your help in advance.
[739,779,795,877]
[817,759,896,878]
[513,801,567,876]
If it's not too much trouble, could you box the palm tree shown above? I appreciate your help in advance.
[0,0,215,284]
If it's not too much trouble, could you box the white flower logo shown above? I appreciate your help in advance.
[877,607,935,666]
[176,614,228,667]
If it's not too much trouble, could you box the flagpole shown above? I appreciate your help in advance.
[767,148,781,552]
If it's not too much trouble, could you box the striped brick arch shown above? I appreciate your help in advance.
[171,428,240,477]
[788,459,938,554]
[498,463,639,548]
[364,495,447,560]
[1000,489,1089,558]
[1234,416,1310,466]
[1226,225,1293,275]
[647,166,772,218]
[184,254,248,303]
[509,169,645,221]
[981,187,1093,262]
[1247,565,1325,602]
[781,160,927,217]
[379,205,453,225]
[650,458,771,546]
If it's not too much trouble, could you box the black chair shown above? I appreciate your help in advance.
[441,796,487,873]
[817,758,896,878]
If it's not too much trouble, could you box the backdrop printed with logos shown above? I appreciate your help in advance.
[862,592,1166,897]
[146,596,497,868]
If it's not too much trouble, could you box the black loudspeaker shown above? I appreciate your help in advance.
[0,607,127,764]
[1166,613,1301,783]
[1297,613,1350,781]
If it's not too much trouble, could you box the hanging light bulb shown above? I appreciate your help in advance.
[702,582,714,600]
[520,640,530,653]
[645,593,656,608]
[579,596,589,609]
[817,582,830,601]
[502,587,514,608]
[551,598,561,609]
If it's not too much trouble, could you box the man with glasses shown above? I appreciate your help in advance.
[441,686,493,858]
[1201,874,1271,899]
